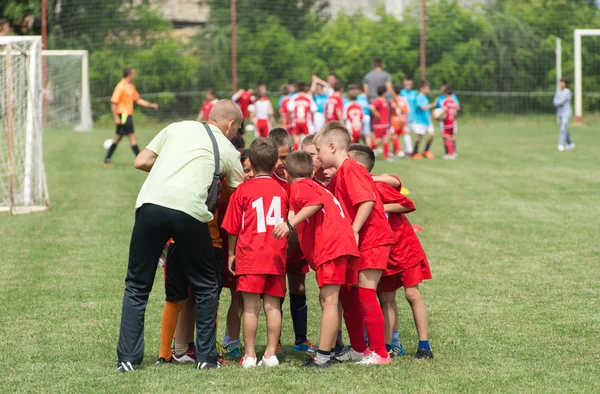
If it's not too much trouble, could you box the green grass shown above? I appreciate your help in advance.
[1,119,600,393]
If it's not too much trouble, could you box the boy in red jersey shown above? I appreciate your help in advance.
[249,82,275,138]
[369,85,393,161]
[232,88,255,121]
[441,87,459,160]
[348,145,433,360]
[390,85,410,157]
[273,151,359,368]
[315,122,394,365]
[279,85,292,133]
[343,89,364,143]
[267,128,315,354]
[287,81,316,150]
[222,138,288,368]
[196,88,218,122]
[325,83,344,123]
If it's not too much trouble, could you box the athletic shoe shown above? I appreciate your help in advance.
[258,355,280,367]
[394,151,406,159]
[385,157,395,163]
[412,153,423,160]
[103,159,113,167]
[293,340,316,353]
[443,154,452,160]
[197,361,220,369]
[356,352,393,365]
[226,342,244,357]
[240,356,257,368]
[276,343,284,357]
[172,347,196,363]
[116,361,136,373]
[414,348,434,360]
[304,357,332,369]
[566,143,576,150]
[388,344,405,358]
[334,347,369,362]
[557,145,565,152]
[155,357,171,365]
[423,151,435,159]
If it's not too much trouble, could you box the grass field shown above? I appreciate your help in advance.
[1,119,599,393]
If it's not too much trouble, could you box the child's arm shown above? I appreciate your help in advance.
[370,105,381,120]
[196,108,205,122]
[384,203,414,214]
[352,201,375,244]
[273,205,323,239]
[312,75,331,90]
[372,174,401,189]
[227,234,238,275]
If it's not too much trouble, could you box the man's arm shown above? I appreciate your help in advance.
[111,103,120,125]
[386,80,397,100]
[134,148,158,172]
[137,98,159,110]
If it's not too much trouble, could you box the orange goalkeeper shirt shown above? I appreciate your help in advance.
[111,79,140,115]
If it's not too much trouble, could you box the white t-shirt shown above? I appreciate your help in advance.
[252,98,272,119]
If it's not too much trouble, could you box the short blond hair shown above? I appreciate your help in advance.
[301,134,316,149]
[315,121,351,150]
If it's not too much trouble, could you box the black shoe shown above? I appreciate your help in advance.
[197,361,220,369]
[304,358,332,368]
[103,159,113,167]
[116,361,136,372]
[155,357,171,365]
[414,348,434,360]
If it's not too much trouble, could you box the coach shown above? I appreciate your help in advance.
[116,100,244,372]
[363,57,396,102]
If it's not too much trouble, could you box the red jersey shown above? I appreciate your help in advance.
[330,159,394,250]
[290,179,359,268]
[290,93,313,126]
[344,102,364,140]
[280,96,291,128]
[442,98,459,130]
[371,97,390,131]
[221,176,288,276]
[272,172,290,195]
[375,182,426,271]
[234,91,254,118]
[201,99,217,120]
[325,95,343,122]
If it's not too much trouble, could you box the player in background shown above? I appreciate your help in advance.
[196,88,218,122]
[249,82,275,138]
[315,122,394,365]
[311,79,329,131]
[553,76,575,152]
[222,138,288,368]
[273,151,360,368]
[104,66,159,166]
[390,85,410,158]
[400,78,417,155]
[440,88,459,159]
[369,86,393,162]
[312,73,339,96]
[434,82,461,145]
[288,81,317,150]
[279,85,293,134]
[232,88,255,124]
[412,81,436,160]
[344,88,364,143]
[355,85,373,147]
[325,83,344,123]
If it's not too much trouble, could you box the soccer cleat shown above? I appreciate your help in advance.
[240,356,257,368]
[388,344,405,358]
[103,159,113,167]
[334,347,369,362]
[226,342,244,357]
[293,340,316,353]
[155,357,171,365]
[304,357,332,369]
[412,153,423,160]
[356,352,393,365]
[566,143,575,150]
[197,361,220,369]
[423,151,435,159]
[116,361,136,373]
[414,348,434,360]
[172,347,196,363]
[557,145,565,152]
[258,355,280,367]
[395,151,406,159]
[385,157,395,163]
[275,343,284,357]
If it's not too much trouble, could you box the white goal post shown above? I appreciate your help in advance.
[573,29,600,124]
[0,36,50,214]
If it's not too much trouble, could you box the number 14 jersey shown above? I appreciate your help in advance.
[221,176,288,276]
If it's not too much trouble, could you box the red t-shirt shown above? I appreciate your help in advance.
[271,173,305,263]
[291,94,313,126]
[235,91,254,118]
[290,179,359,268]
[271,173,290,195]
[344,102,364,137]
[375,182,426,270]
[201,100,217,120]
[221,176,288,276]
[442,98,459,130]
[371,97,390,131]
[330,159,394,250]
[325,95,343,122]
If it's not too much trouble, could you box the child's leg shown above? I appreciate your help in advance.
[173,291,195,355]
[225,289,243,343]
[293,134,301,151]
[159,300,185,360]
[405,285,429,342]
[391,130,402,154]
[263,295,282,358]
[382,134,390,159]
[338,285,368,353]
[318,284,341,353]
[358,269,387,358]
[444,134,454,156]
[403,128,413,154]
[424,130,435,153]
[452,134,457,153]
[413,134,423,155]
[288,272,308,346]
[336,303,344,348]
[377,290,397,347]
[241,292,261,359]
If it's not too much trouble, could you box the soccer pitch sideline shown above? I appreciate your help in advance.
[1,119,599,393]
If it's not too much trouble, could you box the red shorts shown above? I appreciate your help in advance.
[315,256,348,288]
[377,273,402,293]
[294,123,309,136]
[351,129,362,143]
[399,258,432,288]
[443,129,455,137]
[346,245,391,285]
[236,274,286,297]
[255,119,270,137]
[373,125,390,139]
[286,259,310,275]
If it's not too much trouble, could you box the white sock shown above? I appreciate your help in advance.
[403,134,413,153]
[174,343,188,356]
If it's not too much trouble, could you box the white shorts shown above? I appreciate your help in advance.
[413,124,435,136]
[362,115,372,136]
[313,112,325,131]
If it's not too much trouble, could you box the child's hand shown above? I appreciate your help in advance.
[273,222,290,240]
[228,255,236,275]
[354,231,360,246]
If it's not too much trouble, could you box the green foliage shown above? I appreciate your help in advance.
[0,0,41,35]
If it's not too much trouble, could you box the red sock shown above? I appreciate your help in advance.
[339,285,368,353]
[370,141,377,150]
[358,287,387,358]
[392,135,401,154]
[445,139,454,155]
[383,143,390,159]
[294,141,300,151]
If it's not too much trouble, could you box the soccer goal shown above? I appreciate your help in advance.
[42,50,93,131]
[0,36,50,214]
[573,29,600,124]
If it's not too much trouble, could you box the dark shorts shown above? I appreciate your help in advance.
[116,115,134,135]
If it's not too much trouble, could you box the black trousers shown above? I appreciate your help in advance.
[116,203,218,364]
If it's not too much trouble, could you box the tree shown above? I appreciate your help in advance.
[0,1,41,35]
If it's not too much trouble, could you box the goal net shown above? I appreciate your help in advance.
[0,36,50,214]
[43,50,93,131]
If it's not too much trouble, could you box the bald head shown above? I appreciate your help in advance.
[208,99,243,140]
